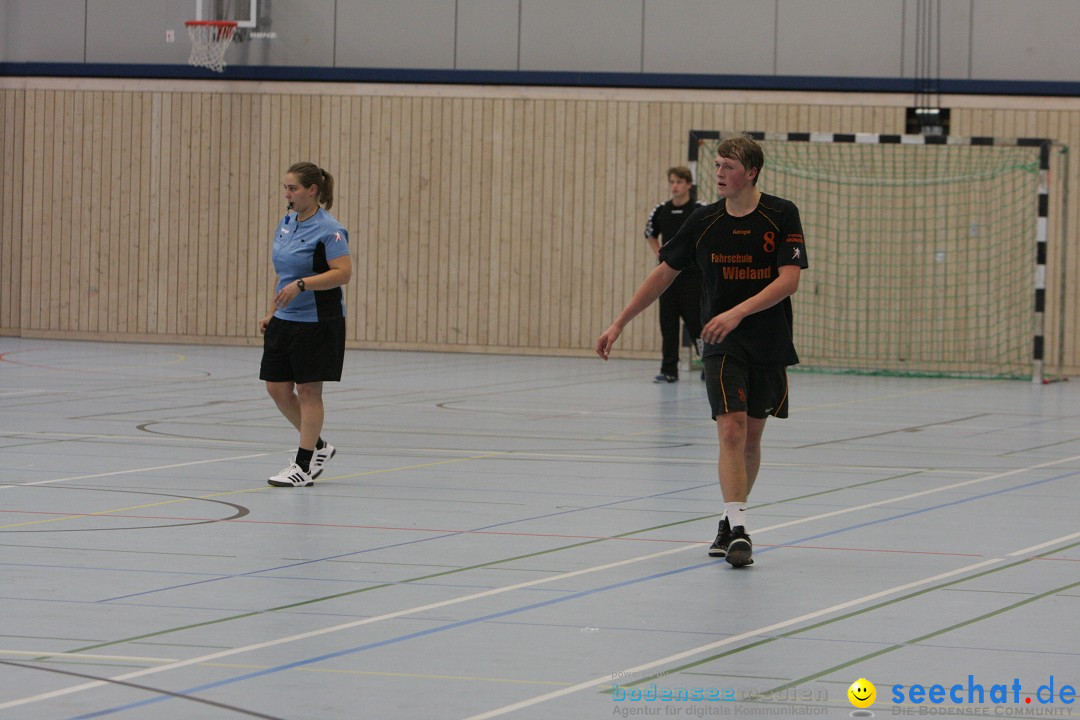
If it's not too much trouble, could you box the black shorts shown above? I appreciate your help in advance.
[259,317,346,384]
[703,354,789,420]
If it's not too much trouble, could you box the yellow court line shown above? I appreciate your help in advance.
[0,651,569,686]
[0,453,507,530]
[329,451,509,480]
[0,650,176,663]
[202,663,573,685]
[601,379,976,440]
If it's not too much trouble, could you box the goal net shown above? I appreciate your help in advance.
[690,132,1052,380]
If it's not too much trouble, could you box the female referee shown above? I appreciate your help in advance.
[259,162,353,487]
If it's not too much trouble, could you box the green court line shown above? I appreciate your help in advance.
[761,574,1080,698]
[602,539,1080,694]
[46,467,953,659]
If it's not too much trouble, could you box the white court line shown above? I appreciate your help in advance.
[1008,530,1080,556]
[0,543,700,712]
[464,528,1080,720]
[3,453,1078,712]
[756,453,1080,534]
[462,557,1008,720]
[0,453,272,490]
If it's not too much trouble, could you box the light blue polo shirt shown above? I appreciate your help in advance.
[271,208,350,322]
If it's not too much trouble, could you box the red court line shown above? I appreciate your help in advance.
[1,508,1037,559]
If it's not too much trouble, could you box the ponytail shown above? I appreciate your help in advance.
[287,161,334,210]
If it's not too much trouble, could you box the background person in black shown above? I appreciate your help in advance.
[597,135,808,567]
[645,166,705,382]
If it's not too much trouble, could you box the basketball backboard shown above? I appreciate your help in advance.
[195,0,258,29]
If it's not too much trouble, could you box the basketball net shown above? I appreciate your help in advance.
[185,21,237,73]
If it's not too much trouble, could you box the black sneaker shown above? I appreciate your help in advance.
[726,526,754,567]
[708,517,731,557]
[653,374,678,383]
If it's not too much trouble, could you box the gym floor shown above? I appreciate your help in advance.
[1,338,1078,720]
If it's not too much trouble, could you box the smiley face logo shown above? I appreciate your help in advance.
[848,678,876,708]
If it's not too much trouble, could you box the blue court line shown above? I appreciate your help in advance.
[94,482,715,603]
[69,469,1077,719]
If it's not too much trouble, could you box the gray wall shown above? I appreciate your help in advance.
[0,0,1074,82]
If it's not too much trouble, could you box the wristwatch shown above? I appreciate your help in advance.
[296,279,306,292]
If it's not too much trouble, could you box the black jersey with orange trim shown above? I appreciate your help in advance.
[659,193,808,366]
[644,198,705,277]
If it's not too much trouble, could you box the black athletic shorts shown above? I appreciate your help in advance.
[259,316,346,384]
[703,354,789,420]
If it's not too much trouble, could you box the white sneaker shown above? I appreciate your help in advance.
[268,462,314,487]
[310,443,336,479]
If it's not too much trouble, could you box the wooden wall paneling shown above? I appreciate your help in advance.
[24,90,42,333]
[566,96,582,351]
[91,88,106,335]
[170,91,186,335]
[445,96,461,347]
[236,92,253,339]
[604,100,624,355]
[342,96,358,343]
[627,99,647,351]
[202,92,218,336]
[516,97,534,348]
[134,92,150,334]
[202,91,219,337]
[442,93,459,348]
[566,100,586,351]
[366,94,382,343]
[52,91,69,334]
[45,90,59,331]
[116,90,132,335]
[224,93,241,338]
[397,94,412,347]
[168,91,185,337]
[475,98,494,347]
[465,98,483,346]
[465,95,479,348]
[520,97,539,349]
[37,88,52,331]
[553,98,572,350]
[117,90,132,334]
[40,89,54,331]
[413,95,430,347]
[490,98,511,348]
[358,95,375,343]
[55,90,73,331]
[399,92,414,343]
[86,90,104,335]
[401,94,418,345]
[331,94,350,342]
[10,80,1080,372]
[1,91,17,331]
[146,92,162,334]
[583,100,602,352]
[400,95,415,345]
[103,90,120,335]
[154,92,170,336]
[542,97,558,349]
[386,94,403,345]
[503,98,522,348]
[375,96,393,343]
[135,91,151,335]
[114,90,129,334]
[552,98,570,349]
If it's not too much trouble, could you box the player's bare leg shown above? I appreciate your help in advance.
[715,411,754,566]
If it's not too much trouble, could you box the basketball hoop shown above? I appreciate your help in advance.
[185,20,237,73]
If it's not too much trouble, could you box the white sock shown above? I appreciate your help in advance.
[725,502,747,530]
